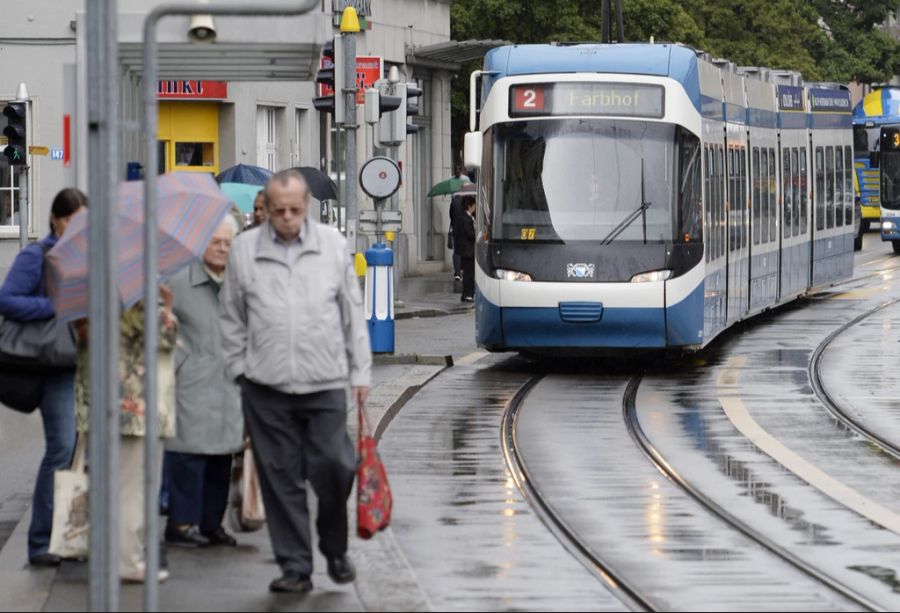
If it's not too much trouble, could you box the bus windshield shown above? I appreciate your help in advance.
[882,151,900,210]
[493,119,677,243]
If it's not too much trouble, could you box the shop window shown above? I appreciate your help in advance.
[175,142,215,167]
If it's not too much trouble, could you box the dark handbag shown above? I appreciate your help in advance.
[0,316,77,368]
[0,370,44,413]
[356,405,392,539]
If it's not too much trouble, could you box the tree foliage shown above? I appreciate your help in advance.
[449,0,900,148]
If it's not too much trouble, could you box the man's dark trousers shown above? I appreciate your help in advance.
[240,379,356,576]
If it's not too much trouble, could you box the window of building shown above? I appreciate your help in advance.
[257,106,280,172]
[0,104,25,230]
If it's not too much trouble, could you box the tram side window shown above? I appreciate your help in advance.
[716,146,728,257]
[826,147,835,229]
[752,148,761,246]
[741,148,748,248]
[704,147,711,262]
[835,147,844,227]
[761,148,769,245]
[844,146,853,225]
[679,133,702,244]
[769,148,777,241]
[791,148,800,237]
[480,129,494,236]
[799,147,808,235]
[783,148,792,239]
[815,147,825,231]
[728,149,735,252]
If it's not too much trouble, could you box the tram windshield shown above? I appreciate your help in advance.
[492,119,680,243]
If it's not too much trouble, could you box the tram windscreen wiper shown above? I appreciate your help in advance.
[600,160,652,245]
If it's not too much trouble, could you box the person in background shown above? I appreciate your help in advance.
[251,191,267,229]
[163,215,243,548]
[219,169,371,594]
[0,188,87,567]
[456,195,477,303]
[74,289,177,583]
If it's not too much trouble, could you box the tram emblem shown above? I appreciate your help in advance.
[567,263,595,279]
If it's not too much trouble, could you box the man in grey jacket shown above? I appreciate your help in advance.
[219,169,371,593]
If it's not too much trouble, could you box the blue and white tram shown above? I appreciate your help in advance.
[463,43,855,352]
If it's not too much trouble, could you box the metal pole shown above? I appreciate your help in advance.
[86,0,120,609]
[601,0,611,43]
[342,29,358,253]
[17,167,28,250]
[140,3,317,610]
[615,0,625,43]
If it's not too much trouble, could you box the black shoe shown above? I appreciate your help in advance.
[164,525,210,548]
[201,526,237,547]
[29,553,61,567]
[269,572,313,593]
[327,555,356,584]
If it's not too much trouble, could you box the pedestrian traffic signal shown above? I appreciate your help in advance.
[405,82,422,136]
[375,82,409,147]
[3,102,26,166]
[313,37,345,124]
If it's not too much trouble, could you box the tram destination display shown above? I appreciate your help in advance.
[509,82,664,118]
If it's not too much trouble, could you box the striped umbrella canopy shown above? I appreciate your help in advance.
[46,172,232,321]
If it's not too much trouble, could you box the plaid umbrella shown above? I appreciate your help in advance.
[46,173,233,321]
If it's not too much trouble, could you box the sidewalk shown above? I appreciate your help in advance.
[0,269,479,612]
[394,271,475,320]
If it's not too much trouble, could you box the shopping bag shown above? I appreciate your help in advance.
[48,437,89,559]
[356,405,392,539]
[227,444,265,532]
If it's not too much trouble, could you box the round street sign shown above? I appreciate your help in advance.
[359,156,401,200]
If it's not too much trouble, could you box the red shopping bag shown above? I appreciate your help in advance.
[357,405,392,539]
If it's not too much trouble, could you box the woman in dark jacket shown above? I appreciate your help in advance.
[455,196,477,302]
[0,188,87,566]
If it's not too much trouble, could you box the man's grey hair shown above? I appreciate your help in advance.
[264,169,310,204]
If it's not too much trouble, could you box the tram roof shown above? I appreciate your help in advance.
[853,87,900,123]
[483,43,701,109]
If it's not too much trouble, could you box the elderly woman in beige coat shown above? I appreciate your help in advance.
[163,216,243,548]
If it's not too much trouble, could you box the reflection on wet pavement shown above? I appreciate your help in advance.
[820,300,900,455]
[515,375,860,611]
[636,257,900,609]
[379,359,628,612]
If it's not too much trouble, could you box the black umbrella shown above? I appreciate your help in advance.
[293,166,339,201]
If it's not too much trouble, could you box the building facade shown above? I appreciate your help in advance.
[0,0,455,279]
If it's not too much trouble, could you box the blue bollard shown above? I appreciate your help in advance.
[364,243,394,353]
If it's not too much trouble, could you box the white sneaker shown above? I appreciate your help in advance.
[121,567,169,584]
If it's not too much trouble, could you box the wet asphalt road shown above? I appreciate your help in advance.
[379,235,900,611]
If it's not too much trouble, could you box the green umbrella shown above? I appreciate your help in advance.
[427,177,471,197]
[219,182,263,213]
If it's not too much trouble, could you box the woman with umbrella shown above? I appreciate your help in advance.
[0,188,87,568]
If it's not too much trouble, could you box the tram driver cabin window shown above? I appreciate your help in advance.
[175,142,215,167]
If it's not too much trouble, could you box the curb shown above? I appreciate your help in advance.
[373,354,452,367]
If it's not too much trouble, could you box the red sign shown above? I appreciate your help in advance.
[512,85,546,113]
[319,56,383,104]
[156,81,228,99]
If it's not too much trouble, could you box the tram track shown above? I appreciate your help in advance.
[623,375,886,613]
[809,297,900,461]
[501,375,658,613]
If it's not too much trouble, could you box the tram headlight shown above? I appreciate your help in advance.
[884,221,896,231]
[495,269,533,282]
[630,269,673,283]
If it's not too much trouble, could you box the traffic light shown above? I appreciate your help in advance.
[3,102,26,166]
[405,82,422,135]
[313,36,345,124]
[375,81,409,146]
[364,86,401,125]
